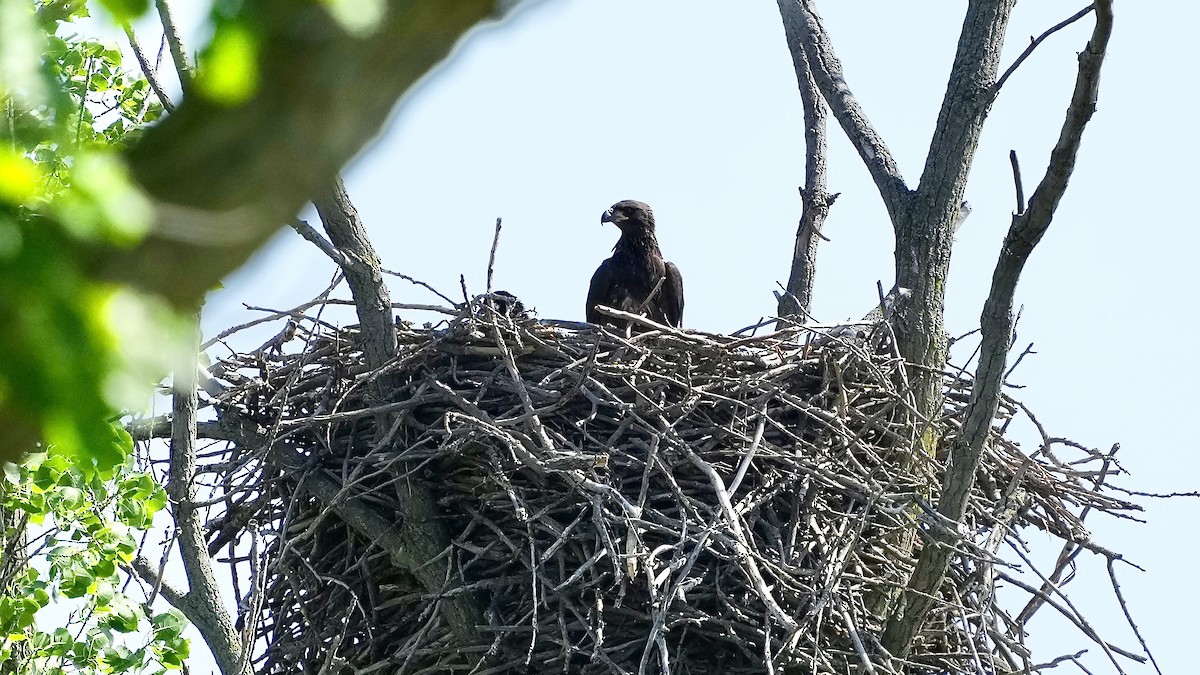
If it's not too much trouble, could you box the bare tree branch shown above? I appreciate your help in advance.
[882,0,1113,654]
[486,217,502,293]
[122,24,175,112]
[1009,150,1025,214]
[312,179,485,649]
[313,178,398,373]
[130,555,189,610]
[775,0,838,323]
[154,0,192,84]
[167,322,248,675]
[995,4,1096,93]
[780,0,910,223]
[289,218,356,273]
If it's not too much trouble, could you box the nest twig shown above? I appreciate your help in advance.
[194,293,1143,675]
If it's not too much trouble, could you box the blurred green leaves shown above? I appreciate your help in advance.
[0,0,49,104]
[322,0,387,35]
[53,152,153,245]
[0,2,176,471]
[0,5,202,671]
[96,0,148,24]
[0,148,41,205]
[195,22,258,106]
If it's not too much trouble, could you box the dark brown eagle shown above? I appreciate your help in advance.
[586,200,684,329]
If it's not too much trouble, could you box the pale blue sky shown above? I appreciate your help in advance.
[105,1,1200,672]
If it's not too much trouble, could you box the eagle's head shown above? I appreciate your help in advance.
[601,200,655,232]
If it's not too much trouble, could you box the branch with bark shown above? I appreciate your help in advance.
[154,322,248,675]
[775,0,837,323]
[881,1,1113,654]
[312,179,485,648]
[778,0,909,223]
[96,0,511,309]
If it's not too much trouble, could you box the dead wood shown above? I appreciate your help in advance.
[183,294,1143,674]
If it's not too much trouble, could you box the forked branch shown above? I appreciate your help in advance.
[778,0,909,223]
[312,179,485,649]
[882,0,1115,656]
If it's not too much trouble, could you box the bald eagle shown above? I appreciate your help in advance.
[586,200,684,330]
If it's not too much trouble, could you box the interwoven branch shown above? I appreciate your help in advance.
[180,294,1146,674]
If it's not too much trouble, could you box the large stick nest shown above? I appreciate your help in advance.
[202,296,1140,674]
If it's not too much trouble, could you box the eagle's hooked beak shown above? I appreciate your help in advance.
[601,208,614,225]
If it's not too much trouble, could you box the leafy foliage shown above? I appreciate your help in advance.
[0,3,193,673]
[0,454,189,674]
[0,0,184,470]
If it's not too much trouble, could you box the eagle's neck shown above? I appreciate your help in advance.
[613,227,661,262]
[611,227,666,298]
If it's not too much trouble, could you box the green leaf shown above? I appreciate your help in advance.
[195,22,260,106]
[0,148,41,205]
[102,643,145,670]
[117,498,146,527]
[92,578,114,606]
[59,570,91,598]
[93,556,116,578]
[102,597,140,632]
[95,0,149,23]
[54,485,83,510]
[145,482,167,515]
[51,151,153,246]
[151,610,187,641]
[0,0,49,105]
[30,585,48,608]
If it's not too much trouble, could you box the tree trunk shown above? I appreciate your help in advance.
[776,0,1123,658]
[893,0,1016,459]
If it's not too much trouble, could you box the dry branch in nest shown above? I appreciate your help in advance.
[194,294,1143,675]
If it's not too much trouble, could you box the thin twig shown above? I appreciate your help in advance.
[381,268,459,306]
[122,24,175,112]
[155,0,192,84]
[1010,150,1026,215]
[995,5,1097,93]
[486,217,502,293]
